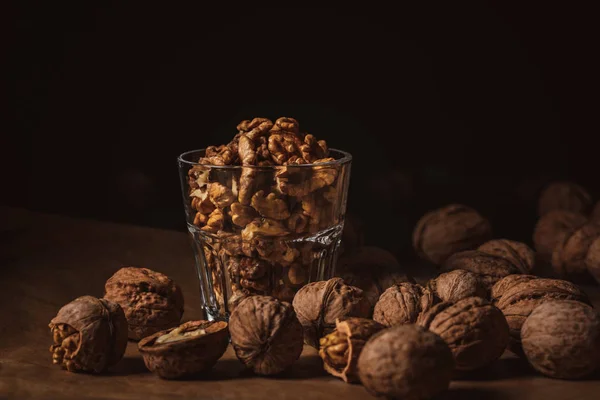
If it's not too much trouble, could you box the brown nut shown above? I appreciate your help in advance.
[586,236,600,284]
[229,295,303,375]
[533,210,588,262]
[104,267,184,341]
[441,250,525,292]
[292,278,371,348]
[373,283,435,327]
[496,278,590,354]
[208,182,236,209]
[318,318,385,383]
[538,181,592,217]
[412,204,492,265]
[427,269,487,303]
[357,325,454,400]
[490,274,538,305]
[251,190,290,220]
[138,320,229,379]
[337,246,414,309]
[522,300,600,379]
[417,297,509,371]
[230,202,257,227]
[237,117,274,141]
[49,296,128,373]
[478,239,535,274]
[552,222,600,281]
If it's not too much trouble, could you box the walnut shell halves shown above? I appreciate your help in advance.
[104,267,184,340]
[49,296,128,373]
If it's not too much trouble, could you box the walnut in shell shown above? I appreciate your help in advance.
[586,236,600,284]
[357,325,454,400]
[318,318,385,383]
[292,278,371,348]
[337,246,414,309]
[522,300,600,379]
[538,181,592,217]
[496,278,590,354]
[490,274,538,305]
[104,267,184,340]
[373,283,435,327]
[417,297,509,371]
[441,239,536,292]
[427,269,486,303]
[551,222,600,282]
[533,210,588,262]
[412,204,492,265]
[138,320,228,379]
[49,296,128,373]
[229,295,303,375]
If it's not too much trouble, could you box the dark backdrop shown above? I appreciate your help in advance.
[5,3,599,259]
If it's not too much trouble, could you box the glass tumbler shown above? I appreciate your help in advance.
[178,149,352,321]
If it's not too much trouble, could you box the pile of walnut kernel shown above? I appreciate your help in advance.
[185,117,345,309]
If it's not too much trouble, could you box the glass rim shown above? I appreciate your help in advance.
[177,148,352,169]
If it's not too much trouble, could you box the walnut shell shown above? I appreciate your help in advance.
[229,295,303,375]
[412,204,492,265]
[586,236,600,284]
[373,283,435,327]
[490,274,538,305]
[49,296,128,373]
[318,318,385,383]
[522,300,600,379]
[538,181,592,217]
[104,267,184,340]
[496,278,590,354]
[357,325,454,400]
[427,269,486,303]
[293,278,371,348]
[552,222,600,281]
[417,297,509,371]
[478,239,535,274]
[337,246,414,309]
[533,210,588,262]
[138,320,228,379]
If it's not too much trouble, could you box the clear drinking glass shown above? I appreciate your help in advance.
[178,149,352,320]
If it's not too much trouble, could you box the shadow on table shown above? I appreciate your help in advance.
[452,357,537,381]
[106,357,148,376]
[438,387,502,400]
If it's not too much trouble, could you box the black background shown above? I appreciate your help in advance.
[5,3,599,259]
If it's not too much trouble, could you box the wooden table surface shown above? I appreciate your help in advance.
[1,206,599,399]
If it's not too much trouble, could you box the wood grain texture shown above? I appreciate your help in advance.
[1,207,599,399]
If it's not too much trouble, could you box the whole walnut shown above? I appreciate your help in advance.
[538,181,592,217]
[337,246,414,309]
[357,325,454,400]
[417,297,509,371]
[412,204,492,265]
[495,278,590,354]
[490,274,538,305]
[104,267,184,340]
[229,295,303,375]
[586,236,600,284]
[551,222,600,282]
[49,296,128,373]
[318,318,385,383]
[373,283,435,327]
[533,210,587,262]
[292,278,371,348]
[522,300,600,379]
[138,320,229,379]
[478,239,536,274]
[427,269,486,303]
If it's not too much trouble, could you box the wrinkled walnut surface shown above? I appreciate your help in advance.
[490,274,538,305]
[496,278,590,354]
[551,222,600,281]
[412,204,492,266]
[357,324,454,400]
[49,296,127,373]
[138,320,228,379]
[318,317,385,383]
[373,283,435,327]
[587,237,600,284]
[229,295,303,375]
[478,239,535,274]
[104,267,184,340]
[427,269,486,303]
[293,278,371,348]
[522,300,600,379]
[418,297,509,371]
[538,181,592,217]
[533,210,588,262]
